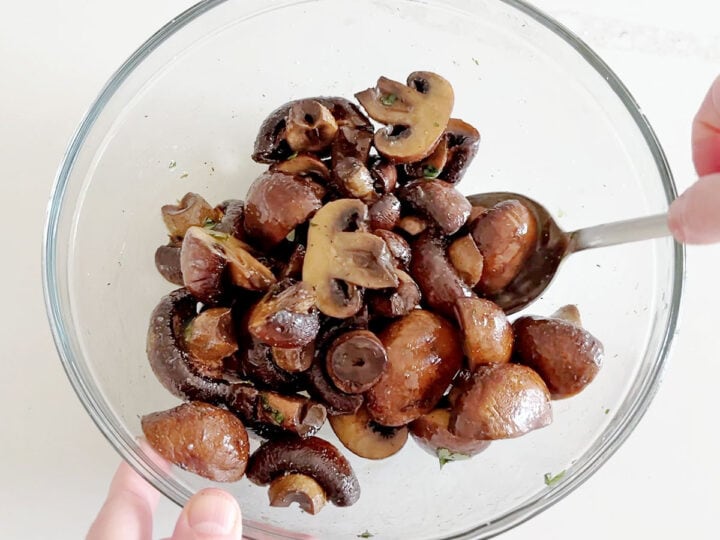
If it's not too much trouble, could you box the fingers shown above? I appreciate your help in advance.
[692,75,720,176]
[668,173,720,243]
[87,462,161,540]
[169,489,243,540]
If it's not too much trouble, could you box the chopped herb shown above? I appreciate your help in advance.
[433,121,440,127]
[544,470,566,487]
[423,165,440,179]
[357,532,374,538]
[437,448,470,469]
[207,229,229,240]
[288,152,299,160]
[380,93,398,106]
[168,160,177,169]
[604,408,610,415]
[203,217,218,230]
[472,57,480,65]
[180,172,189,179]
[183,321,194,343]
[309,222,319,227]
[286,230,296,242]
[261,395,285,425]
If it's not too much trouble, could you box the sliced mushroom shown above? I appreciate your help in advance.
[325,330,387,394]
[409,229,475,319]
[440,118,481,184]
[247,279,320,349]
[471,199,538,295]
[142,401,249,482]
[303,199,398,318]
[373,229,411,270]
[369,157,398,194]
[184,307,238,378]
[396,215,428,236]
[454,298,513,369]
[247,436,361,507]
[448,234,484,288]
[366,269,421,318]
[270,154,330,182]
[449,363,552,440]
[332,124,374,164]
[243,170,325,248]
[332,157,377,202]
[155,242,183,285]
[397,180,471,235]
[368,193,401,231]
[366,310,463,426]
[213,199,245,240]
[284,100,338,153]
[180,226,276,304]
[256,390,327,437]
[410,408,490,457]
[268,473,327,514]
[513,315,603,399]
[330,405,408,460]
[272,344,314,373]
[355,71,454,163]
[161,192,221,240]
[404,136,448,179]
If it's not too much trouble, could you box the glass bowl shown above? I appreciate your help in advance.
[43,0,683,538]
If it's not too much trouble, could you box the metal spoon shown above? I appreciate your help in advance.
[467,192,671,314]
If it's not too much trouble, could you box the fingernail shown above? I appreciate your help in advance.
[668,194,688,242]
[187,490,238,536]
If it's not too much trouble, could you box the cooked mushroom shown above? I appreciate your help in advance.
[325,330,387,394]
[332,157,377,202]
[247,279,320,349]
[355,71,454,163]
[409,229,474,319]
[154,242,183,285]
[180,226,276,304]
[454,297,513,369]
[255,390,327,437]
[184,306,238,378]
[243,170,325,248]
[471,199,538,295]
[305,358,364,416]
[253,97,372,163]
[410,408,490,457]
[368,193,401,231]
[449,363,552,440]
[247,436,361,507]
[396,215,428,237]
[397,180,471,235]
[369,157,398,194]
[513,314,603,399]
[270,154,331,182]
[332,124,374,164]
[303,199,398,318]
[279,243,306,280]
[236,340,301,392]
[448,234,484,288]
[213,199,245,240]
[268,473,327,514]
[284,100,338,153]
[329,405,408,460]
[404,136,448,179]
[440,118,481,184]
[373,229,411,270]
[366,269,421,319]
[551,304,582,327]
[161,192,221,240]
[366,310,463,426]
[272,343,314,373]
[142,401,249,482]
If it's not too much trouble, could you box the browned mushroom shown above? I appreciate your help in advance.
[373,229,411,270]
[213,199,245,240]
[332,157,377,202]
[305,358,364,416]
[471,199,538,295]
[440,118,481,184]
[243,170,326,248]
[325,330,387,394]
[272,343,314,373]
[247,436,361,507]
[161,192,221,240]
[355,71,454,163]
[332,124,374,164]
[396,215,428,237]
[270,154,331,182]
[409,229,475,319]
[329,405,408,460]
[369,157,398,194]
[366,269,421,318]
[236,340,301,392]
[513,314,603,399]
[142,401,249,482]
[454,297,513,369]
[551,304,582,327]
[303,199,398,318]
[368,194,401,231]
[284,100,338,153]
[180,226,276,304]
[247,279,320,349]
[184,307,238,378]
[448,234,484,288]
[449,363,552,440]
[404,136,448,180]
[255,390,327,437]
[279,243,306,280]
[268,474,327,514]
[410,408,490,458]
[397,180,471,235]
[154,242,183,285]
[366,310,463,426]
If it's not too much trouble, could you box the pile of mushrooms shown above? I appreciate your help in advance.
[142,72,604,514]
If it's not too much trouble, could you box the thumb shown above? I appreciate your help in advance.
[170,488,243,540]
[668,173,720,244]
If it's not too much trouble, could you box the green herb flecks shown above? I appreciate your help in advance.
[180,172,189,179]
[544,470,566,487]
[472,57,480,66]
[168,160,177,169]
[380,93,398,106]
[288,152,299,160]
[357,532,374,538]
[203,217,218,230]
[437,448,470,469]
[183,321,194,344]
[423,165,440,179]
[604,408,610,415]
[261,395,285,425]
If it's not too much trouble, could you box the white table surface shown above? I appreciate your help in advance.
[1,1,719,538]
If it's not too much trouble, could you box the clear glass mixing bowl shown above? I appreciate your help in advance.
[43,1,683,538]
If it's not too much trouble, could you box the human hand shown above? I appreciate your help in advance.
[87,462,243,540]
[668,75,720,243]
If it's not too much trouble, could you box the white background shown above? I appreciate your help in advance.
[1,1,719,538]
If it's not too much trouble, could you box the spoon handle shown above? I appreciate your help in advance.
[569,213,670,253]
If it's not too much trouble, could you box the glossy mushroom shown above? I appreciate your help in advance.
[410,408,490,458]
[368,193,401,231]
[325,330,387,394]
[373,229,411,270]
[439,118,481,184]
[268,474,327,514]
[454,297,513,369]
[448,234,484,288]
[184,306,238,378]
[154,242,183,285]
[397,180,471,235]
[330,405,408,460]
[284,100,338,153]
[161,192,221,240]
[213,199,246,239]
[366,269,421,319]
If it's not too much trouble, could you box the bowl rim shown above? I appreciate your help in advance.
[42,0,684,538]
